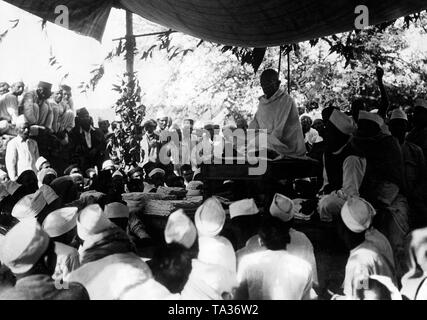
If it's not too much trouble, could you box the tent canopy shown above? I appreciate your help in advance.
[4,0,427,46]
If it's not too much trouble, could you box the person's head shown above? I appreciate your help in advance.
[158,117,169,131]
[180,164,194,183]
[11,81,24,96]
[356,111,382,138]
[351,99,366,122]
[321,106,339,122]
[312,119,326,138]
[61,85,72,101]
[98,119,110,135]
[64,164,81,176]
[183,119,194,133]
[388,109,408,144]
[92,170,114,195]
[260,69,280,99]
[37,168,57,187]
[16,115,30,140]
[150,171,166,188]
[166,175,185,188]
[16,170,38,194]
[149,242,193,293]
[413,99,427,129]
[104,202,129,231]
[0,82,10,95]
[70,173,85,193]
[300,116,313,135]
[128,166,144,181]
[36,157,51,172]
[50,176,79,205]
[258,215,291,250]
[111,171,126,195]
[235,118,248,131]
[143,119,157,134]
[36,81,52,100]
[42,207,78,246]
[76,108,91,131]
[337,197,375,251]
[204,123,215,141]
[298,106,306,116]
[53,89,63,104]
[326,110,355,152]
[102,160,116,176]
[0,220,57,278]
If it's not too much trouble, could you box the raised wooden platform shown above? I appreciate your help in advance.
[201,156,321,198]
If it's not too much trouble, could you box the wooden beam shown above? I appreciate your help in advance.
[125,10,135,84]
[112,30,177,41]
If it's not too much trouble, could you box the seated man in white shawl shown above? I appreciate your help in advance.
[248,69,306,159]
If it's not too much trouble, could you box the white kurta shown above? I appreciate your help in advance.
[181,259,238,300]
[237,228,318,286]
[343,228,396,297]
[318,155,367,222]
[249,87,306,157]
[53,242,80,282]
[237,249,316,300]
[5,136,39,180]
[67,252,153,300]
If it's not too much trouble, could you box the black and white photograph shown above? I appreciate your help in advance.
[0,0,427,306]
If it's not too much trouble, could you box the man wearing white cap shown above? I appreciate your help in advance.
[148,210,197,295]
[11,188,50,223]
[68,204,153,299]
[104,202,129,231]
[140,119,160,167]
[42,207,80,282]
[352,110,409,277]
[180,198,238,299]
[235,214,316,300]
[181,236,238,300]
[226,198,261,250]
[248,69,306,158]
[407,98,427,159]
[156,109,169,135]
[35,156,51,172]
[0,219,89,300]
[337,197,396,298]
[5,115,39,181]
[97,117,111,140]
[389,108,427,229]
[237,193,318,286]
[318,109,363,222]
[101,159,117,175]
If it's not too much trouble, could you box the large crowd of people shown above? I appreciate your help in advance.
[0,66,426,300]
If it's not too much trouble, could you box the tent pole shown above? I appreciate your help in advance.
[125,10,135,86]
[287,51,291,94]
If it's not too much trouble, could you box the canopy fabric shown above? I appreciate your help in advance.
[3,0,114,42]
[4,0,427,46]
[120,0,427,46]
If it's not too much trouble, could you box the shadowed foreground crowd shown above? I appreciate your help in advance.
[1,68,427,300]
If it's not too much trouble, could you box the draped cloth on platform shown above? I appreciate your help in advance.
[4,0,427,46]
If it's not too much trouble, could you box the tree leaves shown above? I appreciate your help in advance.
[110,73,145,166]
